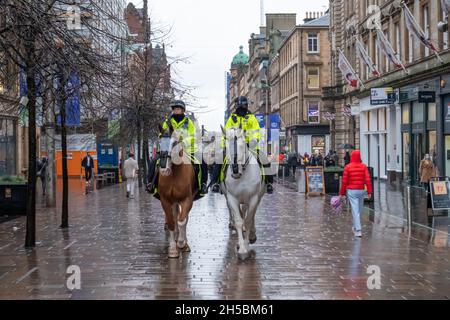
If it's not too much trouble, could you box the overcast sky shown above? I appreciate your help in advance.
[130,0,329,132]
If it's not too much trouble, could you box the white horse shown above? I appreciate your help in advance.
[220,126,266,260]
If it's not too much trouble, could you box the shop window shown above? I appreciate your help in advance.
[412,102,424,124]
[402,104,410,124]
[0,118,16,175]
[311,136,325,155]
[428,103,436,122]
[402,132,410,181]
[308,102,320,124]
[429,131,437,160]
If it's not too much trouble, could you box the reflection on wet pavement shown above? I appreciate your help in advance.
[0,178,449,299]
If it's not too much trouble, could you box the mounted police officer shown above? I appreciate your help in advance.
[212,96,274,194]
[148,100,208,196]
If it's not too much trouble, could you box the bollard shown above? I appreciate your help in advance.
[406,186,412,236]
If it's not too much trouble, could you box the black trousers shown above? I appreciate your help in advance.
[85,168,93,182]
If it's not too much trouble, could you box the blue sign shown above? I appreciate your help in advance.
[268,113,281,142]
[56,72,81,126]
[255,113,265,129]
[97,143,119,167]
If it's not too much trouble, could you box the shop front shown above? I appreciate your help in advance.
[359,96,401,181]
[399,79,439,186]
[294,125,330,157]
[0,116,17,176]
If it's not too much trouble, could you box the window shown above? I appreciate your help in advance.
[402,104,410,124]
[308,33,319,53]
[428,102,436,122]
[423,5,430,57]
[308,101,320,124]
[408,33,414,63]
[311,136,325,154]
[444,9,449,49]
[307,68,320,89]
[0,117,16,175]
[412,102,424,123]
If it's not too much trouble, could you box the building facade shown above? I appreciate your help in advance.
[327,0,450,185]
[279,13,331,155]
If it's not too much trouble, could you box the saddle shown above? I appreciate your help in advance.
[147,163,204,202]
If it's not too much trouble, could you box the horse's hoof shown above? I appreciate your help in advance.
[229,223,236,231]
[249,235,257,244]
[168,248,179,259]
[238,252,250,261]
[182,244,191,253]
[164,223,168,231]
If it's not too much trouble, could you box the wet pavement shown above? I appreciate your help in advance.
[0,178,449,300]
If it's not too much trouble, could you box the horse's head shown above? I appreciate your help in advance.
[158,123,185,176]
[221,125,248,179]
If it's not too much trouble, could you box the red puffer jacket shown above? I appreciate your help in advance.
[339,150,373,196]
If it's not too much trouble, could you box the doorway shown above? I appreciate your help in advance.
[412,133,424,185]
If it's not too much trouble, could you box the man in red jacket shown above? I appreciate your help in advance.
[339,150,372,238]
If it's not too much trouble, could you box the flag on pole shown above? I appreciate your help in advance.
[375,28,404,70]
[441,0,450,16]
[355,39,380,77]
[402,2,441,61]
[338,49,361,88]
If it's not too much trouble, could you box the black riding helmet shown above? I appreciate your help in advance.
[235,96,249,109]
[169,100,186,111]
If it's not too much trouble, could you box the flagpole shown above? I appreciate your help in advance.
[401,1,444,64]
[338,48,366,90]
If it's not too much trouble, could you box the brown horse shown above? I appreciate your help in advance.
[158,124,198,258]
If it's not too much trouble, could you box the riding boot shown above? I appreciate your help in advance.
[200,161,208,195]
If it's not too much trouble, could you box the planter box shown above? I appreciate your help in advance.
[324,168,343,195]
[0,183,28,216]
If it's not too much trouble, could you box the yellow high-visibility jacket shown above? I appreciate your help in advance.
[161,116,197,154]
[222,112,261,149]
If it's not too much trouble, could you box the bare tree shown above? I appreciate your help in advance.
[0,0,126,245]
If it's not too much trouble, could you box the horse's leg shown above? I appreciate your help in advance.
[177,199,192,252]
[227,196,248,260]
[247,195,260,246]
[161,199,179,259]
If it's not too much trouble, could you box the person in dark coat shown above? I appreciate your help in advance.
[288,153,298,178]
[81,152,95,183]
[36,157,48,196]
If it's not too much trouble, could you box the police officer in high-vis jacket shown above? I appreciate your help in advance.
[213,96,274,194]
[148,100,208,196]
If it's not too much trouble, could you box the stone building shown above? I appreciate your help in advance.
[278,12,331,155]
[327,0,450,185]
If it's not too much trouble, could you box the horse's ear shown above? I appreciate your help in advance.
[220,125,226,136]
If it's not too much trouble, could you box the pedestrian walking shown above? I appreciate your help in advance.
[339,150,373,238]
[288,153,298,178]
[344,150,351,166]
[419,154,437,192]
[81,152,95,183]
[124,152,139,199]
[36,157,47,196]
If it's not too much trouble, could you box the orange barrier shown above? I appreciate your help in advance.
[41,151,98,177]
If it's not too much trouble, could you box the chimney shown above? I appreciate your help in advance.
[303,11,315,24]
